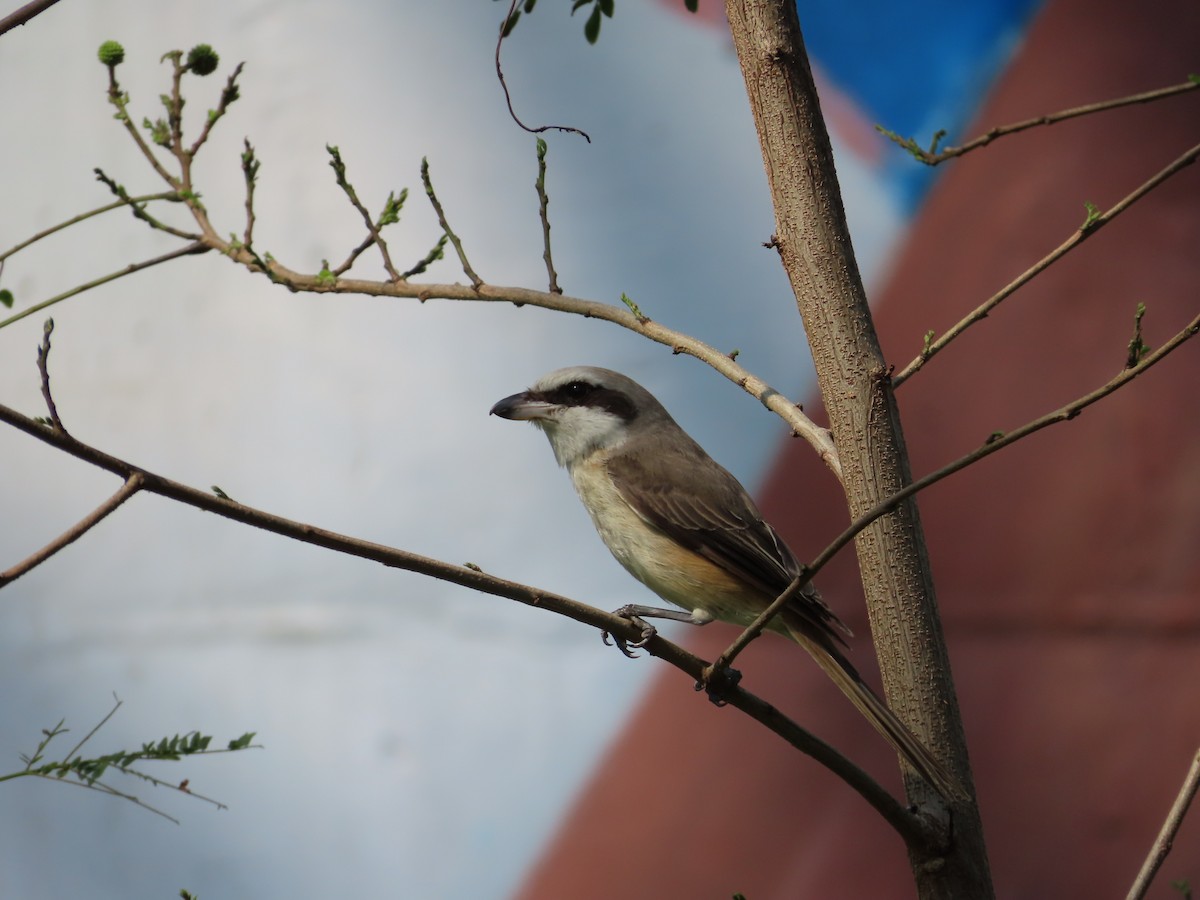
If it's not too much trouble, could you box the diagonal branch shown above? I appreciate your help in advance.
[713,307,1200,672]
[0,397,935,849]
[0,473,144,589]
[894,140,1200,386]
[420,158,482,288]
[0,242,210,331]
[0,0,64,38]
[1126,747,1200,900]
[881,78,1200,165]
[326,145,402,281]
[812,309,1200,589]
[0,192,182,266]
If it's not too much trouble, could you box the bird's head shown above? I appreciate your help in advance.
[490,366,670,468]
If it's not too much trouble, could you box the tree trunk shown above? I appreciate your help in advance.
[722,1,994,896]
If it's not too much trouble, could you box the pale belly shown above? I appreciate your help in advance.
[568,459,771,629]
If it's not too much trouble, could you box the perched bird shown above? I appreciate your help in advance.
[491,365,959,800]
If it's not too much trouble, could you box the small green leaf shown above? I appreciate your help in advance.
[620,291,648,322]
[227,732,256,751]
[597,0,614,16]
[684,0,698,10]
[570,0,592,13]
[316,261,336,286]
[377,188,408,227]
[0,289,13,309]
[1080,200,1102,231]
[584,5,602,42]
[501,9,520,36]
[523,0,537,11]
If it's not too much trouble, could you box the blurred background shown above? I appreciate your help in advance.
[2,1,1196,898]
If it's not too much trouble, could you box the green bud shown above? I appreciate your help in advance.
[97,40,125,67]
[186,44,219,76]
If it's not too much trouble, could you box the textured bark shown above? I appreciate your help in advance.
[722,1,994,896]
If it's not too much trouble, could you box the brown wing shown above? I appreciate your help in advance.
[605,436,847,646]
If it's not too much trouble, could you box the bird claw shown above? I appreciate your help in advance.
[601,608,658,658]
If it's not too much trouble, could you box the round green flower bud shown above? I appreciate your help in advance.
[97,40,125,67]
[186,44,219,76]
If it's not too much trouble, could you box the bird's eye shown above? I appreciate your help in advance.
[563,381,595,398]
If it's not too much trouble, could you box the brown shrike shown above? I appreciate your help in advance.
[491,365,959,800]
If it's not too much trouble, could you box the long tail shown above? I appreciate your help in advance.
[786,623,966,802]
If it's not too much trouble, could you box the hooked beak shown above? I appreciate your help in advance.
[490,391,555,421]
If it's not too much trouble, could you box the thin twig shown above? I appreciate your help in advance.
[0,397,935,849]
[327,145,402,281]
[93,169,202,241]
[1126,747,1200,900]
[710,573,810,672]
[893,140,1200,386]
[0,242,209,331]
[35,318,67,434]
[534,138,562,293]
[715,308,1200,671]
[35,775,183,825]
[0,0,63,37]
[810,311,1200,589]
[241,139,260,249]
[186,63,245,160]
[882,79,1200,165]
[400,234,448,280]
[0,193,182,265]
[60,695,124,765]
[104,65,179,189]
[494,0,591,143]
[0,474,144,589]
[420,158,482,288]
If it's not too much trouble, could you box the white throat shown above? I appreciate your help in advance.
[536,407,629,470]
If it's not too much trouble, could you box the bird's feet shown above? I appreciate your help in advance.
[601,605,659,658]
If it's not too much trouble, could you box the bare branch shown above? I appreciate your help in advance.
[326,145,402,281]
[0,397,937,848]
[894,140,1200,386]
[0,0,63,38]
[240,139,260,249]
[104,65,179,189]
[881,78,1200,165]
[420,158,482,288]
[534,138,562,293]
[813,310,1200,587]
[399,234,448,280]
[494,0,592,143]
[35,317,67,434]
[0,474,143,589]
[0,192,181,265]
[1126,747,1200,900]
[93,169,202,240]
[710,572,810,672]
[0,242,210,331]
[185,62,245,160]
